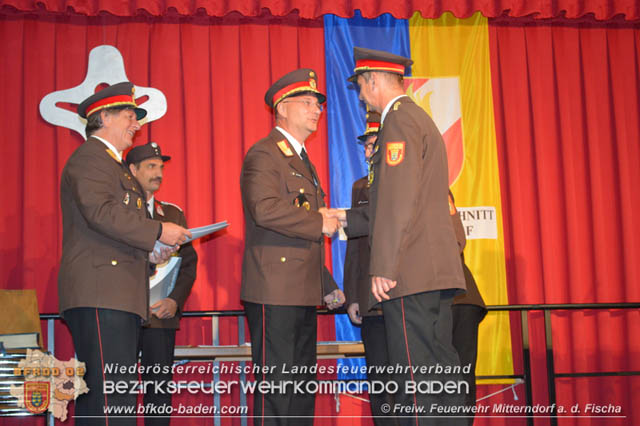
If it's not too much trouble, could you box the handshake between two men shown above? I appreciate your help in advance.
[318,207,348,237]
[318,207,398,304]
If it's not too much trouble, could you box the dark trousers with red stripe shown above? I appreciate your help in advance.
[382,290,465,426]
[64,307,141,426]
[244,303,317,426]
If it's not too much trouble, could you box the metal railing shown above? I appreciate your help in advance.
[481,302,640,426]
[3,302,637,425]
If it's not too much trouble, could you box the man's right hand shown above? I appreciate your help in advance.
[347,303,362,325]
[325,208,347,228]
[159,222,192,246]
[319,207,340,237]
[372,276,397,302]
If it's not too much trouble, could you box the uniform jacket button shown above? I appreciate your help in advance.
[111,260,118,266]
[280,257,286,263]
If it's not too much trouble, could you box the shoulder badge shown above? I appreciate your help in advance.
[393,101,401,111]
[276,140,294,157]
[159,200,183,212]
[386,141,405,166]
[448,193,457,215]
[105,149,121,164]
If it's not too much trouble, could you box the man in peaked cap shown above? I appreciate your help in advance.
[240,68,345,425]
[126,142,198,426]
[337,47,467,425]
[343,111,397,426]
[59,82,191,425]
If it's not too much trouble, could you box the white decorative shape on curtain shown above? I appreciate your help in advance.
[39,45,167,139]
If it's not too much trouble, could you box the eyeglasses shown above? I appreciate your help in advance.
[281,100,324,112]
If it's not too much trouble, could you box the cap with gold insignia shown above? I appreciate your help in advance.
[357,111,381,144]
[347,47,413,82]
[264,68,326,109]
[77,81,147,120]
[125,142,171,165]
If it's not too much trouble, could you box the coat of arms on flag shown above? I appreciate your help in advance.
[404,77,463,185]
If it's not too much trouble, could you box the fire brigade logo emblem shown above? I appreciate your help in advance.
[24,382,50,414]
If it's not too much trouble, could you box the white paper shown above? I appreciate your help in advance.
[149,257,182,306]
[185,221,229,243]
[153,220,229,254]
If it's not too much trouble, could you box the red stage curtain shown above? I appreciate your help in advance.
[0,9,333,316]
[489,18,640,424]
[2,0,640,20]
[0,11,339,425]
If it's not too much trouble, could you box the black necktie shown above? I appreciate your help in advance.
[300,148,318,186]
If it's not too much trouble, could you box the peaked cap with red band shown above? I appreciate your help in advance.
[348,47,413,82]
[78,81,147,120]
[264,68,326,109]
[357,111,381,143]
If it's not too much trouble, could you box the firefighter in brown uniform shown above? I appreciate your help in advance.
[449,192,487,426]
[240,68,345,425]
[339,48,467,425]
[58,82,191,425]
[343,111,397,426]
[126,142,198,426]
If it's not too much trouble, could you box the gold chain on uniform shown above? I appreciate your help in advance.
[367,144,380,187]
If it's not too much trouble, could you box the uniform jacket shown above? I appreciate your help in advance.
[240,128,337,306]
[343,177,379,317]
[346,97,465,309]
[58,137,160,319]
[344,179,485,313]
[147,199,198,329]
[449,193,486,308]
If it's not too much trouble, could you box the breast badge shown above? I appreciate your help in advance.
[293,193,311,211]
[367,144,379,186]
[123,192,130,206]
